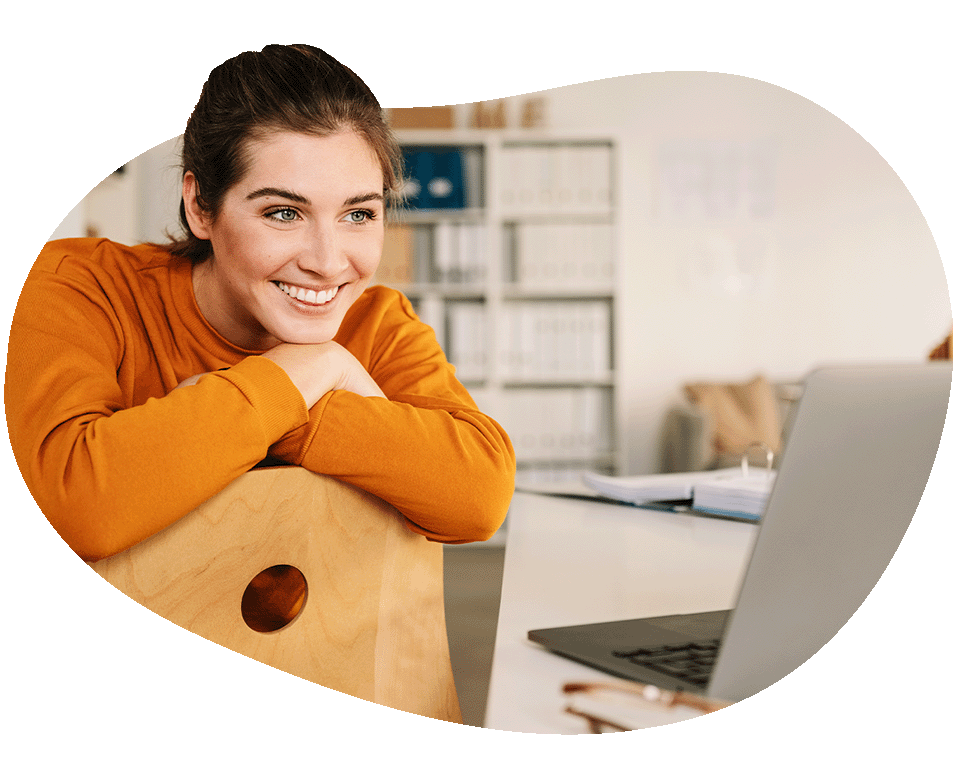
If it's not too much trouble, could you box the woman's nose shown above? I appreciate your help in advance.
[297,226,348,276]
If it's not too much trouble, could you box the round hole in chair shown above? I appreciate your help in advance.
[241,564,308,633]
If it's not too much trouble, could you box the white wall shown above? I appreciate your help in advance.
[65,137,182,245]
[527,72,949,473]
[136,137,184,244]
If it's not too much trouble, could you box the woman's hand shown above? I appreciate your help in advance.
[173,342,384,409]
[174,373,204,390]
[261,341,385,408]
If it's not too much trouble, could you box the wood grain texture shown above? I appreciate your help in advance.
[89,466,460,722]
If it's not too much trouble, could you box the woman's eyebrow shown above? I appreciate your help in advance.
[245,187,310,204]
[244,188,383,207]
[343,192,385,207]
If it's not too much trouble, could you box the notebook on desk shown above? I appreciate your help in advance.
[529,363,952,703]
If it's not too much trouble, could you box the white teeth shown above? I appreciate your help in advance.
[277,282,339,305]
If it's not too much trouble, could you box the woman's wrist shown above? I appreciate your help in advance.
[261,342,383,408]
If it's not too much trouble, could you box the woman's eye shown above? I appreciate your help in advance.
[345,209,376,224]
[268,208,299,222]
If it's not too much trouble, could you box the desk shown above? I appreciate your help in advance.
[484,491,759,734]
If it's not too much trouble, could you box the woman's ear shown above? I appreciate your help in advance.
[182,171,212,240]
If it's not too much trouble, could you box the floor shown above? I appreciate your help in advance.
[442,544,506,728]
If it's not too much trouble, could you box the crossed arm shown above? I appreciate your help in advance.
[8,278,515,561]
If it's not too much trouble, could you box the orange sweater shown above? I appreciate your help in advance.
[6,238,515,561]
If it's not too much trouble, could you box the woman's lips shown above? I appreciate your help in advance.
[275,281,340,306]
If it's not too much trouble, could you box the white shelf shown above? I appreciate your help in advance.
[392,208,486,225]
[502,285,614,300]
[383,129,623,480]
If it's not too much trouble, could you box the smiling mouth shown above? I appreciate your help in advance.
[274,281,341,306]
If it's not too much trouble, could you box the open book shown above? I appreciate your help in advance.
[582,467,776,520]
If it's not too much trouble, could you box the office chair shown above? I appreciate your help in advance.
[88,466,461,723]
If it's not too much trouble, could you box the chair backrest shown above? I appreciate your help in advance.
[88,466,461,723]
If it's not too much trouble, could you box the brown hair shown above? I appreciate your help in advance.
[168,44,402,263]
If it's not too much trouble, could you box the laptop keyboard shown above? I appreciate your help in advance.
[612,640,720,687]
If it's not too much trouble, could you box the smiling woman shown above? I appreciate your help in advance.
[186,131,386,352]
[5,44,516,562]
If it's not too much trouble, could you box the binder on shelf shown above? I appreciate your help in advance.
[446,300,486,382]
[572,144,613,209]
[401,149,433,209]
[498,300,612,381]
[498,143,613,214]
[528,145,555,208]
[498,387,612,464]
[512,222,613,289]
[462,147,484,209]
[413,226,433,283]
[552,145,575,208]
[430,222,487,284]
[433,221,454,282]
[401,147,467,210]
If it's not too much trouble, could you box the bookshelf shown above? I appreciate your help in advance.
[379,130,623,487]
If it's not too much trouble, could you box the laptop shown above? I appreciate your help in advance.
[529,363,952,703]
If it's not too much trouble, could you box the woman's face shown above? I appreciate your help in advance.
[185,129,385,351]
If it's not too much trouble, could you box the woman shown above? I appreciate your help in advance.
[6,44,515,562]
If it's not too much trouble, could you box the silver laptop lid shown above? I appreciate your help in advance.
[708,363,951,702]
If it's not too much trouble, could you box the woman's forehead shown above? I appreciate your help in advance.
[235,129,384,197]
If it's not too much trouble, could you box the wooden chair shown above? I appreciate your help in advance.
[88,466,461,723]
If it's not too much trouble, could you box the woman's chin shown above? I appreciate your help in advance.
[271,329,339,346]
[259,311,345,348]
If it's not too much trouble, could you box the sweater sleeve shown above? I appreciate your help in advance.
[6,254,308,561]
[268,288,516,543]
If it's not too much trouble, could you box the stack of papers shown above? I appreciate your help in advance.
[583,470,719,505]
[582,467,777,519]
[692,468,776,519]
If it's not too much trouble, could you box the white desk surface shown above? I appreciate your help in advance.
[484,490,759,734]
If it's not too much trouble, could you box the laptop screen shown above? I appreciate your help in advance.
[707,363,951,701]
